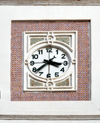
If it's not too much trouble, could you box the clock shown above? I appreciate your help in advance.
[28,46,71,79]
[24,31,77,91]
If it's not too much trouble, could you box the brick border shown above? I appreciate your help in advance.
[11,20,90,101]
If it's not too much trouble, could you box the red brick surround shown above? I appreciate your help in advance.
[11,21,90,101]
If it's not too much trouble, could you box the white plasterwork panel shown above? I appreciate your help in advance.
[0,6,100,116]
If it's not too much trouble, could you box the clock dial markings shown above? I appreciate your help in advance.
[60,67,65,72]
[49,48,69,78]
[46,73,51,78]
[30,61,35,66]
[63,61,68,66]
[61,54,66,59]
[32,54,39,59]
[29,48,48,78]
[28,47,70,79]
[38,49,43,54]
[56,49,58,54]
[46,48,52,53]
[39,72,43,76]
[55,72,59,77]
[32,67,37,72]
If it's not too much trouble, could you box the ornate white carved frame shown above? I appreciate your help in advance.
[23,31,77,91]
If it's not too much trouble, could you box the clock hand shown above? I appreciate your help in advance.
[36,56,57,73]
[44,59,62,66]
[43,56,60,67]
[36,61,49,72]
[43,60,59,67]
[50,56,56,61]
[51,61,62,65]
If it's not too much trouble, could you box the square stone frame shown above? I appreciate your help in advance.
[0,6,100,120]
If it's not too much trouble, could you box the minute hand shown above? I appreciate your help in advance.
[36,61,49,72]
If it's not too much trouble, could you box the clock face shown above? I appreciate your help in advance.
[28,46,70,79]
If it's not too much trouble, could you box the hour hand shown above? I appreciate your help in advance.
[50,61,62,65]
[44,59,62,66]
